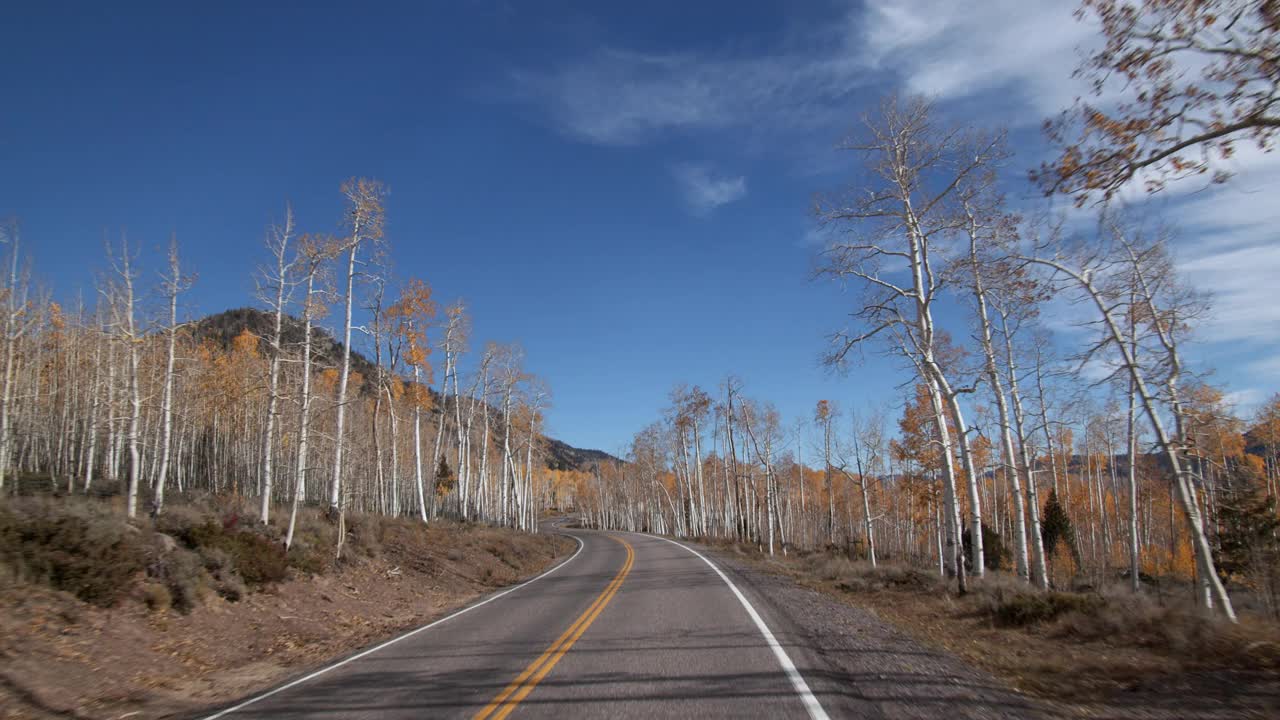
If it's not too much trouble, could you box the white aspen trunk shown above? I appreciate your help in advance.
[850,422,878,568]
[261,219,292,523]
[0,232,22,492]
[1027,255,1235,619]
[693,417,707,536]
[478,388,491,521]
[155,240,184,516]
[328,239,359,512]
[286,271,317,549]
[413,364,427,522]
[122,243,143,519]
[371,311,387,515]
[937,375,984,577]
[925,374,964,585]
[430,352,449,520]
[1035,352,1063,500]
[1002,313,1049,589]
[524,428,535,531]
[82,329,102,492]
[1127,353,1141,592]
[969,232,1030,581]
[452,347,465,519]
[500,386,513,526]
[766,467,776,555]
[823,418,834,545]
[105,342,119,483]
[385,382,401,517]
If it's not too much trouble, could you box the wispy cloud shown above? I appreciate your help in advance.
[1225,388,1268,413]
[672,164,746,215]
[1248,356,1280,381]
[857,0,1280,385]
[506,20,872,146]
[507,0,1093,150]
[506,0,1276,394]
[857,0,1094,117]
[1166,149,1280,346]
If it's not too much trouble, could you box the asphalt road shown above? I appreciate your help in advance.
[197,523,1037,720]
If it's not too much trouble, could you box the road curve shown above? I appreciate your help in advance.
[195,522,830,719]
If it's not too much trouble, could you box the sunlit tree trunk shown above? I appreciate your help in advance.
[154,237,189,516]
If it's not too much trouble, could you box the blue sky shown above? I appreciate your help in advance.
[4,1,1278,455]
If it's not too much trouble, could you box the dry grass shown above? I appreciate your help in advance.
[737,546,1280,709]
[0,493,574,720]
[0,493,573,616]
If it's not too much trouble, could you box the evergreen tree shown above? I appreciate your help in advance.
[1041,489,1079,566]
[435,455,455,496]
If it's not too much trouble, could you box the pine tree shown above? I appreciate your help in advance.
[1041,488,1080,569]
[435,455,455,497]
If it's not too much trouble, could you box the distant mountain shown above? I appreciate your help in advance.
[191,308,621,471]
[544,438,620,472]
[193,307,380,385]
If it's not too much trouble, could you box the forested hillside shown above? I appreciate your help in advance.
[194,307,618,472]
[0,181,607,537]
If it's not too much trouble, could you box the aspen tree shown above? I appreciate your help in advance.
[153,236,193,516]
[818,96,1002,588]
[105,236,144,519]
[286,235,331,549]
[815,400,837,546]
[329,178,386,515]
[0,220,33,492]
[959,205,1033,580]
[258,208,295,523]
[389,279,436,522]
[1018,222,1237,619]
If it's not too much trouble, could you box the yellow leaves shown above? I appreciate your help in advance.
[318,368,340,394]
[814,399,832,423]
[341,177,388,242]
[48,302,65,330]
[389,278,437,371]
[231,329,260,358]
[406,383,433,411]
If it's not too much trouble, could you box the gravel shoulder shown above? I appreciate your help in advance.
[704,546,1056,719]
[705,545,1279,720]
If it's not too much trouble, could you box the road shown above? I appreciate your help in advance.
[197,523,1038,719]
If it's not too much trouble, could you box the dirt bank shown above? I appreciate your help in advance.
[0,498,573,720]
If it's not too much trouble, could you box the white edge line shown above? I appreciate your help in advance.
[199,530,585,719]
[645,534,831,720]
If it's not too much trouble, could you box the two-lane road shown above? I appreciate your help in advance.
[201,523,828,719]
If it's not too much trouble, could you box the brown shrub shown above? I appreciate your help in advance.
[145,542,207,612]
[988,591,1103,627]
[0,498,146,607]
[798,553,944,594]
[1049,590,1280,667]
[161,512,288,587]
[140,582,172,612]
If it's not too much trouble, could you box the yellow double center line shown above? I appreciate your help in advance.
[473,535,634,720]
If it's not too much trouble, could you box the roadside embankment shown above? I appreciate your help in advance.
[0,494,574,719]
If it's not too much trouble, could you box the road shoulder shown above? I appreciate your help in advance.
[700,545,1056,720]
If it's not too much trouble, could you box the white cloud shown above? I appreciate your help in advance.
[672,164,746,215]
[856,0,1096,117]
[504,0,1278,392]
[508,0,1097,149]
[1166,150,1280,345]
[1248,356,1280,381]
[509,45,871,146]
[1225,388,1268,414]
